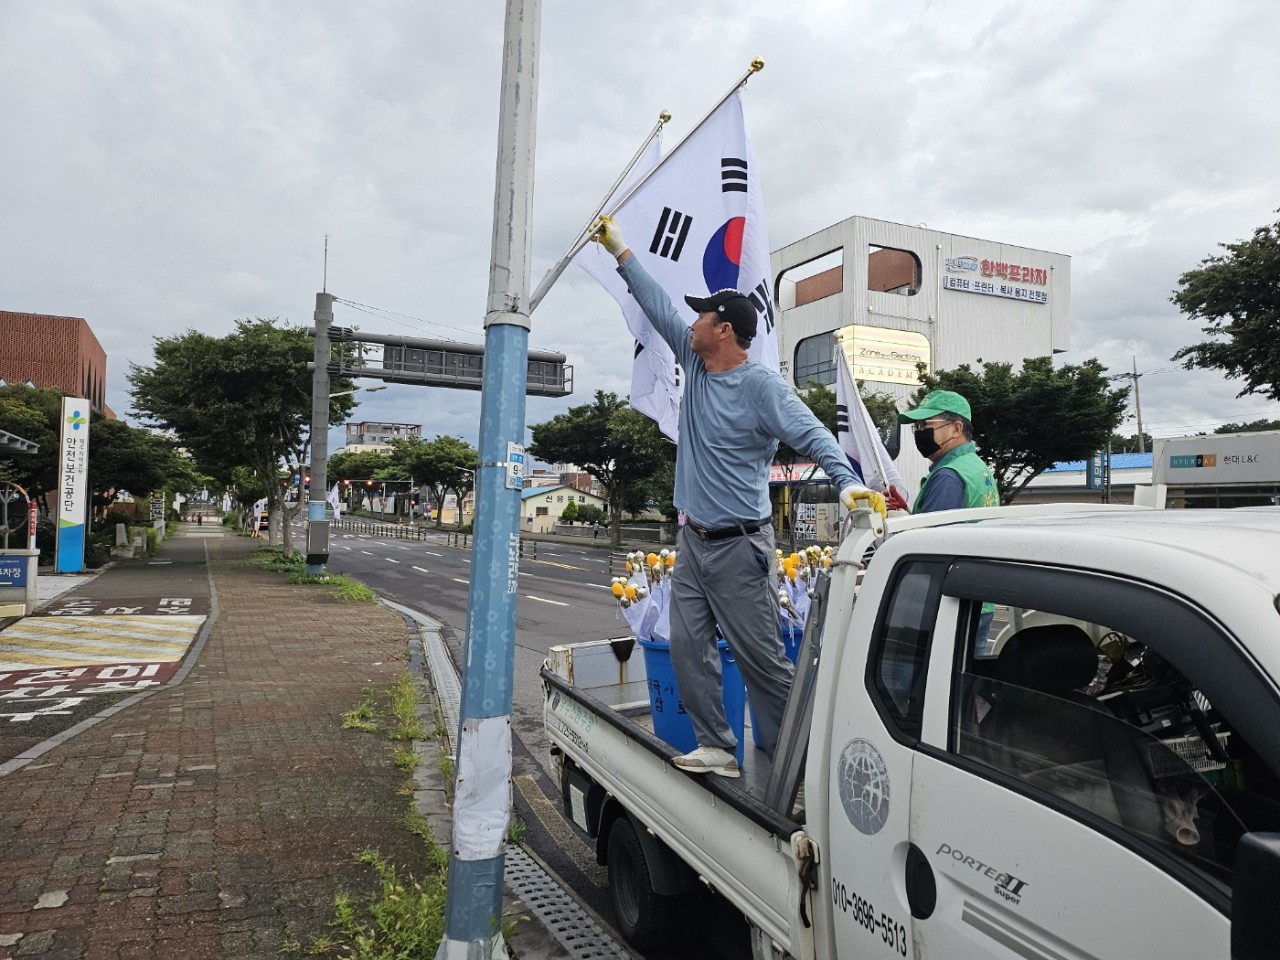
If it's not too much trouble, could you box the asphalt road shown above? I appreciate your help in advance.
[312,522,746,959]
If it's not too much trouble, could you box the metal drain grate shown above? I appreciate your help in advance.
[505,847,633,959]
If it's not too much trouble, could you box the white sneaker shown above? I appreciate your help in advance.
[672,746,741,778]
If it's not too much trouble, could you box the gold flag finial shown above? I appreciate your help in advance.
[659,110,671,124]
[750,57,765,73]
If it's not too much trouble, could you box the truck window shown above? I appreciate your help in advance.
[868,560,946,741]
[950,605,1280,901]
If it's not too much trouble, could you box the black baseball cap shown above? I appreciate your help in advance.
[684,288,758,341]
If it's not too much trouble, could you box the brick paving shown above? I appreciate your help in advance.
[0,533,426,959]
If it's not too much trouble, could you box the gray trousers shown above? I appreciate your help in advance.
[670,523,793,760]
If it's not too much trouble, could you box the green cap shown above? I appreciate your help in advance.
[899,389,972,424]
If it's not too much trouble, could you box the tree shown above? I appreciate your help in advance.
[560,499,579,524]
[87,414,197,515]
[529,392,669,544]
[0,385,63,506]
[129,318,355,552]
[1171,214,1280,400]
[1108,432,1154,454]
[576,503,606,526]
[1215,419,1280,434]
[918,357,1129,503]
[387,435,476,528]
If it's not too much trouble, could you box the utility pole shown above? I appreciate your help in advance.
[437,2,539,958]
[306,293,333,574]
[1132,356,1145,454]
[1109,357,1146,453]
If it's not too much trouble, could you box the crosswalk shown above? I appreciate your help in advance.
[0,615,205,672]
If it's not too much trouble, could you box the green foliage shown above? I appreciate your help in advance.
[575,503,606,525]
[1215,418,1280,434]
[529,392,668,543]
[0,385,64,502]
[327,848,446,959]
[387,671,424,741]
[384,435,476,528]
[919,357,1129,503]
[559,498,579,523]
[1172,214,1280,400]
[1108,432,1154,453]
[129,318,356,552]
[341,688,379,732]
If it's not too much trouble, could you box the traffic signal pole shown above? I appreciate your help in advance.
[437,2,539,958]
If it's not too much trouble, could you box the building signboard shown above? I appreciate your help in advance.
[837,325,931,386]
[1153,433,1280,486]
[55,397,90,573]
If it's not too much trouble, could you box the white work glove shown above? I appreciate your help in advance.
[841,483,887,520]
[590,215,629,257]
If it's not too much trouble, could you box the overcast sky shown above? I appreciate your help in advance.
[3,1,1278,452]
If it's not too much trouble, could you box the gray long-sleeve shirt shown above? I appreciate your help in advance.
[618,257,859,528]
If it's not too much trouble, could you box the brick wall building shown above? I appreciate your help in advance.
[0,311,112,416]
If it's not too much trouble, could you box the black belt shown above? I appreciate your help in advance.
[684,517,771,541]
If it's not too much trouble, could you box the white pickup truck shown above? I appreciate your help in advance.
[542,505,1280,960]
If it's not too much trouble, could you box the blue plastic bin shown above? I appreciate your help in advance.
[748,623,805,749]
[638,637,745,766]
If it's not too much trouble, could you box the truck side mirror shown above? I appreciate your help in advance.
[1232,832,1280,959]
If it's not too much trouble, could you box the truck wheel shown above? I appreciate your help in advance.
[607,816,676,950]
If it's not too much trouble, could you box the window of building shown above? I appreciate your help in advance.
[794,333,837,386]
[535,507,548,517]
[868,245,921,296]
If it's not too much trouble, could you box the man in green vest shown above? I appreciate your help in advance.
[899,390,999,513]
[900,389,1000,647]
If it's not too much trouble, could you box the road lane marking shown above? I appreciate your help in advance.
[395,544,410,551]
[0,616,205,671]
[386,558,400,564]
[425,551,443,557]
[451,578,469,585]
[360,550,374,556]
[411,566,430,574]
[461,558,471,564]
[524,595,569,607]
[527,559,585,571]
[585,583,613,590]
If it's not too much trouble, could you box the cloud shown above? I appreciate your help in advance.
[2,0,1278,447]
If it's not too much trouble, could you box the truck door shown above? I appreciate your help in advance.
[820,559,954,960]
[905,560,1280,960]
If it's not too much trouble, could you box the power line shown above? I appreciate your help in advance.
[332,297,479,341]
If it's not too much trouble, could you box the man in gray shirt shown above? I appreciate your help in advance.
[593,217,885,777]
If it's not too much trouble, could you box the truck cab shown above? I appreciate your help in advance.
[813,507,1280,959]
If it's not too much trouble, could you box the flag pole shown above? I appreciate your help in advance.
[528,111,670,313]
[529,56,765,312]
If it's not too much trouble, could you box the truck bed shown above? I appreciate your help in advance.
[543,637,817,959]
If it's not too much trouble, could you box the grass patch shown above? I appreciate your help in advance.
[327,847,447,959]
[341,687,379,733]
[392,747,417,771]
[283,570,376,603]
[386,672,425,741]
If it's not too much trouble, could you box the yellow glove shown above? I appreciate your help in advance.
[590,216,629,257]
[841,483,887,520]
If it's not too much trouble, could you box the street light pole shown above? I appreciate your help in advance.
[438,2,538,956]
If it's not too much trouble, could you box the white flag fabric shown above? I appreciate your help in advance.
[835,348,909,500]
[576,91,777,440]
[327,482,343,520]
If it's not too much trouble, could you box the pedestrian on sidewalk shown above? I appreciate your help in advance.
[590,217,885,776]
[197,513,203,526]
[592,520,601,539]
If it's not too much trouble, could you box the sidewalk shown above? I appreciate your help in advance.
[0,525,572,959]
